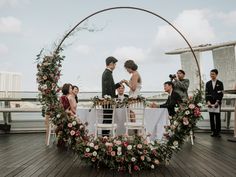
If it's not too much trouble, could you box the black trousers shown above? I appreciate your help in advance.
[102,105,112,136]
[209,112,221,134]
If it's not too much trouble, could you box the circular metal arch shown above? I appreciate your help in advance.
[54,6,202,90]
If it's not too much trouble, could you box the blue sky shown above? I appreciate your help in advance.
[1,0,236,91]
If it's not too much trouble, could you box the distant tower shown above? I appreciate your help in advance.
[0,71,22,97]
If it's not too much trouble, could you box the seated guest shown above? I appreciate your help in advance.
[60,83,75,116]
[68,85,79,116]
[150,81,182,116]
[115,84,129,101]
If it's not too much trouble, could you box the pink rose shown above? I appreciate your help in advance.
[154,159,160,165]
[140,156,145,161]
[183,117,189,125]
[137,144,142,149]
[111,151,116,156]
[68,123,73,128]
[94,145,99,150]
[188,104,195,109]
[123,142,128,147]
[70,130,75,136]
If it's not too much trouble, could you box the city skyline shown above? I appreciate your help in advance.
[1,0,236,91]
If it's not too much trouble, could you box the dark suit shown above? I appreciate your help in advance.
[101,68,120,136]
[160,91,182,116]
[205,80,224,135]
[102,68,120,98]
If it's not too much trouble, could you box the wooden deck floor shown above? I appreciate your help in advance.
[0,133,235,177]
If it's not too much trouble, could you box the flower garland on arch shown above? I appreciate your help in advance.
[36,48,204,173]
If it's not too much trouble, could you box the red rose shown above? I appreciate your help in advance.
[133,165,140,171]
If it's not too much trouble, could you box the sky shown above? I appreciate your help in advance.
[0,0,236,91]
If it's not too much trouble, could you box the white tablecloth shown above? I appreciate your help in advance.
[77,108,169,140]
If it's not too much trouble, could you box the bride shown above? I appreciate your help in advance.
[123,60,142,98]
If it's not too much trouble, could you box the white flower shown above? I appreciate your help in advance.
[127,145,132,150]
[104,95,111,99]
[174,107,179,112]
[117,147,122,152]
[185,110,190,115]
[197,103,203,107]
[174,121,179,126]
[41,84,47,90]
[117,151,122,156]
[173,141,178,147]
[89,143,94,148]
[56,114,60,118]
[146,157,151,162]
[80,125,84,129]
[72,121,77,126]
[150,141,155,145]
[85,148,90,152]
[151,164,155,169]
[94,145,99,150]
[131,157,136,162]
[92,151,97,156]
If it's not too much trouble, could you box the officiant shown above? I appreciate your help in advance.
[205,69,224,137]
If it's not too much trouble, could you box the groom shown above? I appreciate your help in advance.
[101,56,121,136]
[102,56,121,97]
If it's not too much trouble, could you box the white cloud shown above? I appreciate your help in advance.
[0,16,22,33]
[0,43,9,56]
[112,46,147,62]
[0,0,30,8]
[74,44,91,55]
[155,9,216,50]
[217,11,236,26]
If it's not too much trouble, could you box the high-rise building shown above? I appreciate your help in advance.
[0,71,22,98]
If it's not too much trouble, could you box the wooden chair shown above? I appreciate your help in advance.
[45,115,56,146]
[94,101,117,138]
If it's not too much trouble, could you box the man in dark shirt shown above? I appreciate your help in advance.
[150,81,182,116]
[101,56,121,136]
[102,56,121,98]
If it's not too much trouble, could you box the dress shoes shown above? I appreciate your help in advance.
[210,132,216,137]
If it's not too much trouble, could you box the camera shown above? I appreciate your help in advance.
[169,74,176,80]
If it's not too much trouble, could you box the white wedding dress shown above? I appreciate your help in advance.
[129,82,142,99]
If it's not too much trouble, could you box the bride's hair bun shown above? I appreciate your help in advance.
[124,60,138,71]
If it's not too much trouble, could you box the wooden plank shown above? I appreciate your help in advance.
[0,133,236,177]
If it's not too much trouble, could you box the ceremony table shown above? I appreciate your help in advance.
[77,108,169,140]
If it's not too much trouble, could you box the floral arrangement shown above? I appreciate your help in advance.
[36,49,88,147]
[91,95,146,109]
[36,43,203,174]
[164,90,203,148]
